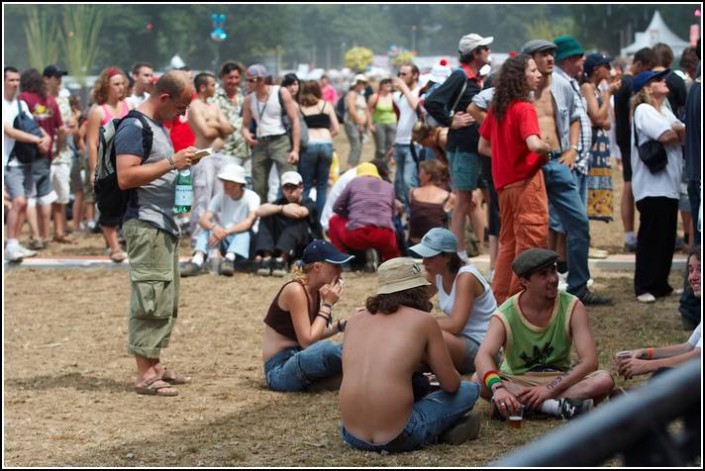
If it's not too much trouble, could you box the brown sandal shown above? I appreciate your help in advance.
[134,377,179,397]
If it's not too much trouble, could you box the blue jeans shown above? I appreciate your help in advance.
[393,143,420,211]
[542,159,590,296]
[298,141,333,221]
[194,229,250,259]
[341,381,479,452]
[549,169,588,233]
[264,341,342,392]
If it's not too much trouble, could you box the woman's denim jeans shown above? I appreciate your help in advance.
[264,341,342,391]
[298,141,333,220]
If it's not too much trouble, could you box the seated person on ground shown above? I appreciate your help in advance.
[408,159,455,245]
[181,164,260,277]
[409,227,496,374]
[616,245,701,380]
[262,239,352,392]
[254,171,323,277]
[339,257,481,453]
[474,248,614,421]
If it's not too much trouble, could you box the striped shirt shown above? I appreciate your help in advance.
[554,66,591,175]
[332,176,395,231]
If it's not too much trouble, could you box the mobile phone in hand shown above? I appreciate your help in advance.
[192,147,212,162]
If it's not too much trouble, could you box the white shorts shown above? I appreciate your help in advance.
[51,163,71,204]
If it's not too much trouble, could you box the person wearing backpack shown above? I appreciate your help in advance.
[3,66,50,262]
[241,64,300,205]
[425,34,492,264]
[18,68,65,252]
[116,70,197,397]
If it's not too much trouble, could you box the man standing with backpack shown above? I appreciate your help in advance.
[425,33,492,263]
[3,66,50,262]
[115,70,197,397]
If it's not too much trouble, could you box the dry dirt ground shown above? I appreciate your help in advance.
[3,138,696,466]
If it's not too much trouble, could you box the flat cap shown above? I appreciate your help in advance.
[512,248,558,278]
[520,39,557,56]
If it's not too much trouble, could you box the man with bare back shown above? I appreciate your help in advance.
[339,258,481,453]
[188,72,234,244]
[521,40,612,306]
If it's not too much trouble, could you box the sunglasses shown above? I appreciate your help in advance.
[247,77,259,83]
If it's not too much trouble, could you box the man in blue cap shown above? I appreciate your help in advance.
[521,39,612,306]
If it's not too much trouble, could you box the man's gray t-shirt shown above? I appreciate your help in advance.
[115,113,179,236]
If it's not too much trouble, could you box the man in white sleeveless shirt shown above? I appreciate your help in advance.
[241,64,300,203]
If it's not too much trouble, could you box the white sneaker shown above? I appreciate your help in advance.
[17,245,37,258]
[636,293,656,303]
[5,246,24,263]
[558,272,569,292]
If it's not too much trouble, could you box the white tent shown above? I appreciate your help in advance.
[620,10,691,59]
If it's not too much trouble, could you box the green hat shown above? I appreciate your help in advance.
[512,248,559,279]
[554,35,584,62]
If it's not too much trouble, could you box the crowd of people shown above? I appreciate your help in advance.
[3,28,701,453]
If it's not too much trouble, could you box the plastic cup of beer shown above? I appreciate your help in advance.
[508,405,524,429]
[615,350,632,366]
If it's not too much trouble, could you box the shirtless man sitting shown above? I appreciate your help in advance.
[339,257,481,453]
[188,72,234,243]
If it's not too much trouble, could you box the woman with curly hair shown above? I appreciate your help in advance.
[478,54,551,304]
[85,66,133,262]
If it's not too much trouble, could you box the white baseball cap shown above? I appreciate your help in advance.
[281,171,303,187]
[217,164,247,184]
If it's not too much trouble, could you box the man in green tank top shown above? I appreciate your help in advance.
[474,248,614,420]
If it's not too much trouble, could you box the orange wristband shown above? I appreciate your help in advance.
[648,347,654,360]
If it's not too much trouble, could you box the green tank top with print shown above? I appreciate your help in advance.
[496,291,578,375]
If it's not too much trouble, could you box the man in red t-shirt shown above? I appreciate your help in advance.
[18,67,66,249]
[478,55,551,304]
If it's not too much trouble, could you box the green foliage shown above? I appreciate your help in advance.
[23,6,61,71]
[392,50,416,67]
[344,47,373,72]
[61,5,105,85]
[2,5,698,73]
[525,17,578,44]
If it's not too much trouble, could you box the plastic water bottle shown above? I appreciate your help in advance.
[208,248,221,274]
[174,169,193,214]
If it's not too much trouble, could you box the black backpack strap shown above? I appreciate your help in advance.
[122,109,154,162]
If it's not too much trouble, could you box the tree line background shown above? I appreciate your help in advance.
[3,4,699,78]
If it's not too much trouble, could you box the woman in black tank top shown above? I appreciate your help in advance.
[262,240,353,391]
[298,81,341,223]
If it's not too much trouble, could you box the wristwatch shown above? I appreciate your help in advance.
[570,145,579,153]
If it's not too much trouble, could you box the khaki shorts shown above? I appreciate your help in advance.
[124,219,180,359]
[500,369,611,388]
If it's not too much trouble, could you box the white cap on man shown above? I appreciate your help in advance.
[281,171,303,187]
